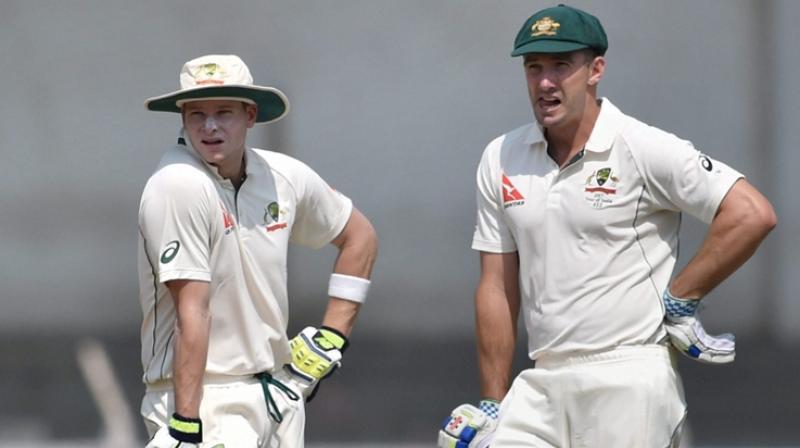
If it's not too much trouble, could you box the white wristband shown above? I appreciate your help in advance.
[328,273,370,304]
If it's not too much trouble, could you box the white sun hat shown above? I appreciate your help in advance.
[145,54,289,124]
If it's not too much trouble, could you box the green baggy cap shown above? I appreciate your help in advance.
[511,4,608,57]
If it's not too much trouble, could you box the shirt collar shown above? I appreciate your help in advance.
[584,98,625,153]
[521,98,624,152]
[522,121,547,147]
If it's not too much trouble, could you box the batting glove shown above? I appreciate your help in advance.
[438,400,499,448]
[663,289,735,364]
[285,326,348,400]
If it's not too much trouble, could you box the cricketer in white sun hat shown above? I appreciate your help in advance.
[145,54,289,124]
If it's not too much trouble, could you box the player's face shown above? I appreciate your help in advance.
[524,51,603,132]
[182,100,257,169]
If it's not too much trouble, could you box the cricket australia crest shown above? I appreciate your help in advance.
[583,167,619,209]
[264,201,289,233]
[531,17,560,36]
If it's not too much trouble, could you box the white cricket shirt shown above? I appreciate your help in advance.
[138,134,352,384]
[472,99,742,360]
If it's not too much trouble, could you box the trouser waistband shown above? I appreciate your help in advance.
[145,372,263,392]
[535,344,672,370]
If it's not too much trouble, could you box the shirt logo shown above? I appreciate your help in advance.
[264,201,289,232]
[502,174,526,209]
[531,17,560,37]
[698,153,718,173]
[447,415,466,432]
[264,202,280,223]
[584,167,619,209]
[221,204,235,235]
[160,240,180,264]
[266,223,288,232]
[194,63,226,86]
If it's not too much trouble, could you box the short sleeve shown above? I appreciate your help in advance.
[629,130,743,224]
[138,165,214,283]
[290,163,353,249]
[472,142,518,253]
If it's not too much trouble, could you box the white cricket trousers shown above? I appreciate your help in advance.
[492,345,687,447]
[141,373,305,448]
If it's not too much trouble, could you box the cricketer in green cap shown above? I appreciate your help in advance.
[513,4,608,151]
[439,3,776,448]
[511,3,608,57]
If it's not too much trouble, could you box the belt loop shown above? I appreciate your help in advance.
[255,372,300,423]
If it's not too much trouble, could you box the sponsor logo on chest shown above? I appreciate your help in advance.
[222,211,235,234]
[221,202,236,235]
[502,174,526,209]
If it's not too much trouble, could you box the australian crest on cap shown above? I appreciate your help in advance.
[531,17,560,36]
[195,63,226,86]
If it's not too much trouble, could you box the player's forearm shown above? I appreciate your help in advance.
[321,298,361,337]
[475,282,518,401]
[324,246,371,336]
[172,310,210,417]
[323,208,377,336]
[670,180,776,299]
[323,251,372,337]
[166,280,212,418]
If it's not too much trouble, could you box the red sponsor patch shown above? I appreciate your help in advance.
[502,174,525,202]
[196,79,225,85]
[584,187,617,195]
[502,174,525,208]
[222,206,235,234]
[266,223,288,232]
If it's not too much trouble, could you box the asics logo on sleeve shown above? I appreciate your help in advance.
[160,240,181,264]
[698,154,714,172]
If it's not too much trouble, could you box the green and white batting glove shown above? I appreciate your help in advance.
[285,326,348,400]
[438,400,499,448]
[663,289,735,364]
